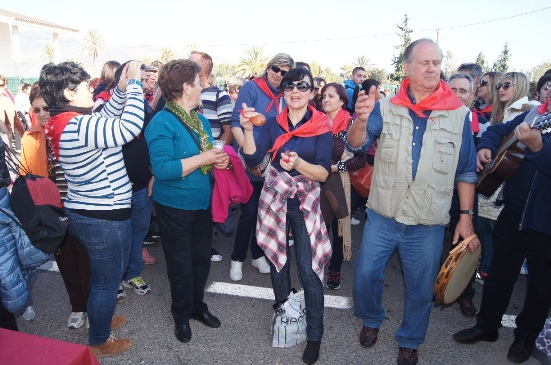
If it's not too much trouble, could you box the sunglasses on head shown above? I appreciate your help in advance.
[479,80,488,87]
[33,106,50,113]
[282,81,312,93]
[496,82,515,91]
[270,65,287,77]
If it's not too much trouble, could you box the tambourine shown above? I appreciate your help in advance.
[434,234,480,304]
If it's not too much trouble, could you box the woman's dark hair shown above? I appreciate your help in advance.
[158,59,200,102]
[29,82,41,104]
[281,68,314,90]
[39,61,90,109]
[536,74,551,95]
[100,60,121,93]
[352,79,381,106]
[320,82,348,108]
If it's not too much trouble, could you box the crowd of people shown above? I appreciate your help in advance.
[0,36,550,365]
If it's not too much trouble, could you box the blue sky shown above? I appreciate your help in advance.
[2,0,550,76]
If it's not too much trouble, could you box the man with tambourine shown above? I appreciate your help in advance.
[454,91,551,363]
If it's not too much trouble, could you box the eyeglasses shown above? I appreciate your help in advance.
[282,81,312,93]
[33,106,50,113]
[479,80,488,87]
[496,82,515,91]
[72,80,91,91]
[270,65,287,77]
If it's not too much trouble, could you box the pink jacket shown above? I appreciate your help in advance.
[212,145,253,223]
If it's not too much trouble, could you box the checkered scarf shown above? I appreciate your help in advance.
[256,165,332,282]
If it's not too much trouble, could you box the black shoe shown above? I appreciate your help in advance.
[507,338,533,363]
[175,323,191,343]
[359,326,379,347]
[397,347,418,365]
[302,340,321,365]
[190,311,221,328]
[326,270,341,290]
[453,325,498,344]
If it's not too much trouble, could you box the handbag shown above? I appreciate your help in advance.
[349,163,374,198]
[271,289,307,348]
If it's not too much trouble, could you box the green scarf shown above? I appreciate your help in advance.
[166,100,213,174]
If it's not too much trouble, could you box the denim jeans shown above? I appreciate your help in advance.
[476,216,495,274]
[65,209,131,345]
[123,188,152,280]
[353,209,445,349]
[232,181,265,262]
[268,210,325,342]
[155,203,212,325]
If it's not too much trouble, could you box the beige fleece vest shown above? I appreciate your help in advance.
[367,98,469,225]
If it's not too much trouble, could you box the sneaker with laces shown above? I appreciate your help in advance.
[211,248,222,262]
[88,333,133,358]
[67,312,86,329]
[122,277,151,295]
[359,326,379,347]
[326,270,341,289]
[230,260,243,281]
[397,347,418,365]
[142,248,156,265]
[351,217,360,225]
[116,284,126,302]
[252,256,271,274]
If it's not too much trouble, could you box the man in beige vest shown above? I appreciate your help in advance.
[346,38,479,365]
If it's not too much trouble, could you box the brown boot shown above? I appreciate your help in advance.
[88,333,132,358]
[111,315,127,330]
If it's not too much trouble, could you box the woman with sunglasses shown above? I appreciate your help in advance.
[240,67,333,365]
[229,53,295,282]
[474,71,502,121]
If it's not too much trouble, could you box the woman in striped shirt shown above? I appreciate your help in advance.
[39,61,144,358]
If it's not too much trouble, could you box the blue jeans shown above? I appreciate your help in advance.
[65,209,131,345]
[123,188,152,280]
[476,216,495,274]
[353,209,445,349]
[232,181,265,262]
[268,210,325,342]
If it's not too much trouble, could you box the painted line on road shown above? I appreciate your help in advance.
[206,282,352,309]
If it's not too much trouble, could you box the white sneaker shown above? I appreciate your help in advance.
[351,217,360,225]
[67,312,86,329]
[230,260,243,281]
[252,257,271,274]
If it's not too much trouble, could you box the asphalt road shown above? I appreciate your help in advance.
[13,212,549,365]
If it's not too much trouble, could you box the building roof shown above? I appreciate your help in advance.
[0,8,79,33]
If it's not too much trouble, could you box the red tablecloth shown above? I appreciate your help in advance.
[0,328,100,365]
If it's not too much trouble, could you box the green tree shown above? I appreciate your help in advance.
[475,52,490,73]
[390,14,413,83]
[237,46,269,78]
[530,61,551,82]
[159,48,176,64]
[81,30,105,75]
[43,44,54,63]
[213,64,237,81]
[353,56,371,69]
[309,61,322,77]
[322,67,342,83]
[366,67,388,83]
[492,42,511,74]
[340,65,353,79]
[442,50,458,79]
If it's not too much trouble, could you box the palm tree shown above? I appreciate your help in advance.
[237,46,270,78]
[353,56,371,69]
[81,30,105,75]
[183,42,198,57]
[159,48,176,64]
[43,44,54,63]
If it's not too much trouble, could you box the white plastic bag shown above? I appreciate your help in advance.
[271,289,307,348]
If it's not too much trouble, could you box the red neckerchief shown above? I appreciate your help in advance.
[390,79,464,120]
[474,104,492,116]
[537,100,549,115]
[95,91,111,102]
[269,105,332,160]
[331,108,351,134]
[252,77,282,114]
[470,112,480,133]
[45,112,80,159]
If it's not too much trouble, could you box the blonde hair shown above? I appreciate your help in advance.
[491,72,529,125]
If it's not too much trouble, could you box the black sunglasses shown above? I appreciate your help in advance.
[496,82,515,91]
[479,80,488,87]
[270,65,287,76]
[33,106,50,113]
[282,81,312,93]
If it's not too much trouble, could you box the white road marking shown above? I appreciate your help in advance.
[502,315,517,328]
[206,282,352,309]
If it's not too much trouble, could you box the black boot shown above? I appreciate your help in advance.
[0,303,18,331]
[302,340,321,365]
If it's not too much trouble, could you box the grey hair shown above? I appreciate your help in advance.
[262,53,295,78]
[403,38,442,64]
[457,63,482,80]
[448,73,474,93]
[227,76,246,93]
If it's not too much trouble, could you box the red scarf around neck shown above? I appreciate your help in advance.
[269,105,331,160]
[45,112,80,159]
[331,107,351,135]
[252,77,282,114]
[537,100,549,115]
[390,78,463,119]
[474,104,492,117]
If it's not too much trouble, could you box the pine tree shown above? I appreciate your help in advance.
[390,14,413,83]
[492,43,511,74]
[475,52,490,73]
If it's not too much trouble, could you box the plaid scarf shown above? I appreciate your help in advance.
[256,165,332,282]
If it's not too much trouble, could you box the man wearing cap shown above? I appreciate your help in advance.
[144,65,158,103]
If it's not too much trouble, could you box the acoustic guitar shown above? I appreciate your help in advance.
[476,111,551,197]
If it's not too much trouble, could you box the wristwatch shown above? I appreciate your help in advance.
[459,210,474,218]
[127,79,143,88]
